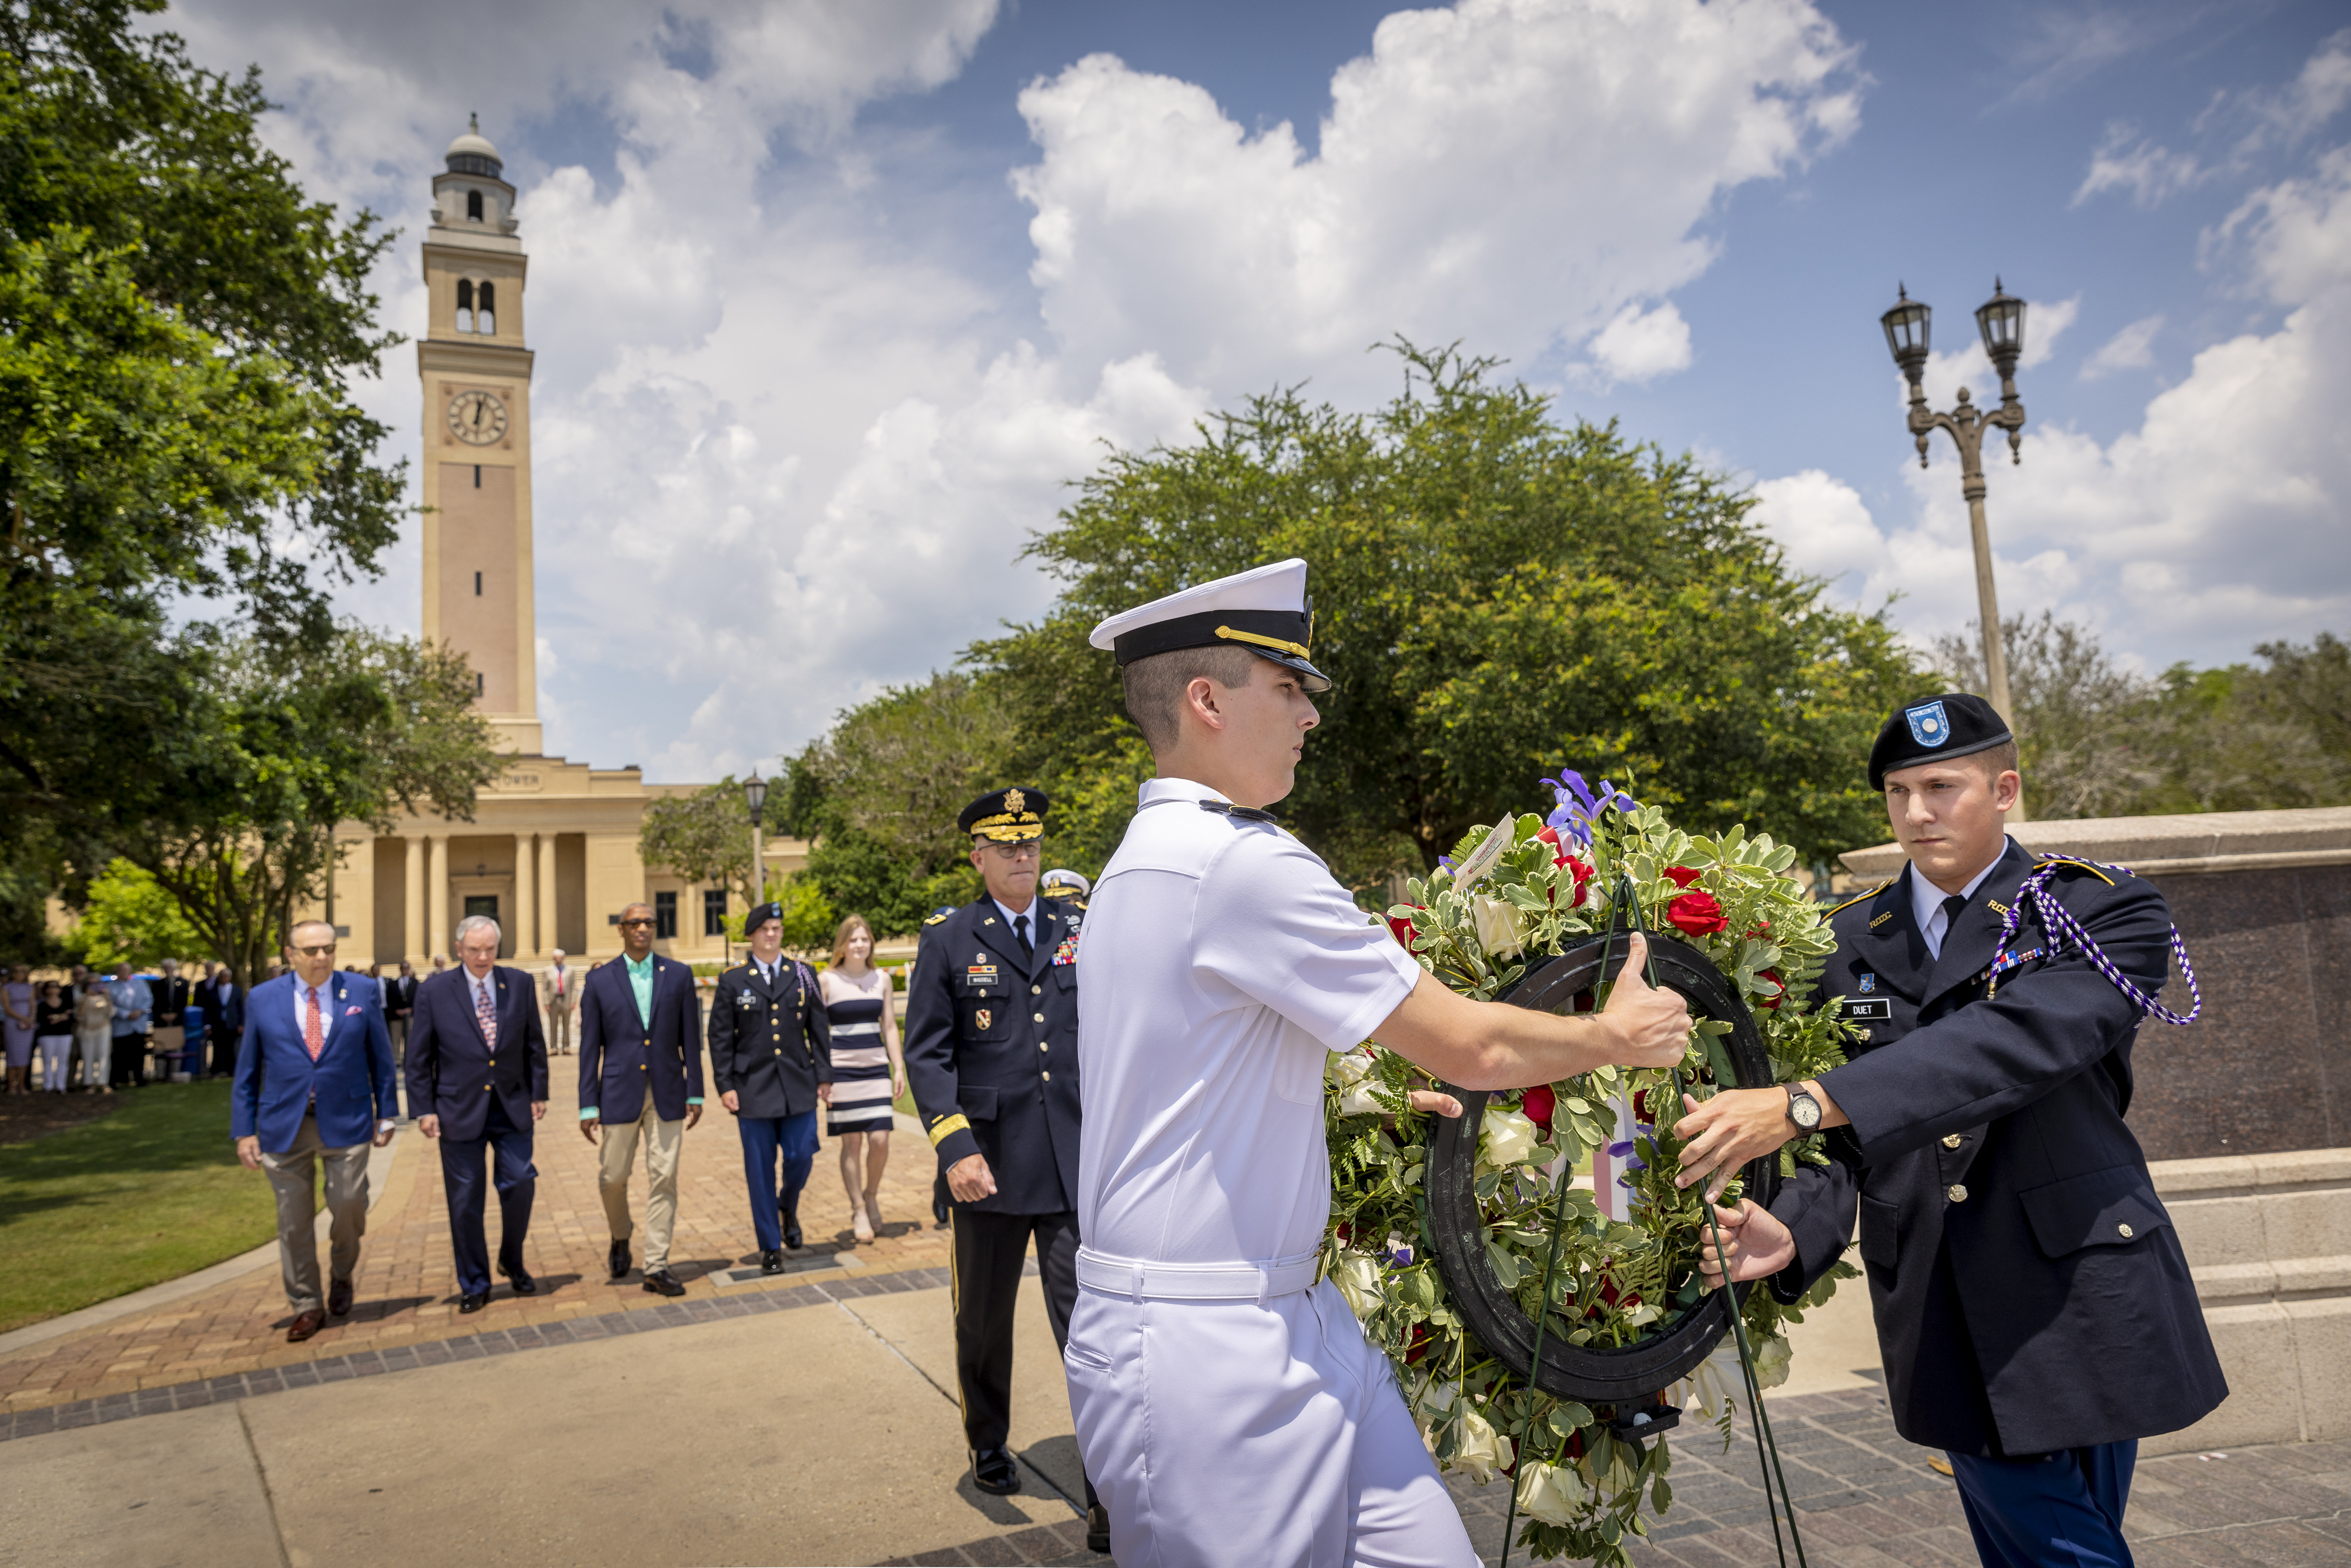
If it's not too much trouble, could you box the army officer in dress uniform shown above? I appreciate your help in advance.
[1676,693,2226,1568]
[903,787,1104,1550]
[708,902,831,1271]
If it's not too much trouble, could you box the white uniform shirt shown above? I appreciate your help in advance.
[1076,775,1423,1266]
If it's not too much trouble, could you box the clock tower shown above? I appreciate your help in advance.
[419,115,540,754]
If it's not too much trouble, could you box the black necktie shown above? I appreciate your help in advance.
[1015,914,1032,957]
[1938,894,1968,953]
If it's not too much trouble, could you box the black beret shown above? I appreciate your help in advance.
[743,900,784,934]
[1868,693,2014,790]
[959,786,1049,842]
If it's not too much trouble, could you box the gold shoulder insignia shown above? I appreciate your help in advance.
[2039,855,2123,885]
[923,911,950,926]
[1828,879,1893,917]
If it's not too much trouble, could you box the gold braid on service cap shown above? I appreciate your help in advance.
[968,786,1046,843]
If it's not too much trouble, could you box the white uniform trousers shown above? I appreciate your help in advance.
[1065,1276,1475,1568]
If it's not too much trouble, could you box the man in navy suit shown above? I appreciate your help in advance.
[580,902,704,1296]
[205,964,245,1080]
[233,920,398,1343]
[406,914,550,1313]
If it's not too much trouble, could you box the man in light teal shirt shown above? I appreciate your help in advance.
[578,903,705,1295]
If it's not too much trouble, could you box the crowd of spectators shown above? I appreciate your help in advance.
[1,958,259,1095]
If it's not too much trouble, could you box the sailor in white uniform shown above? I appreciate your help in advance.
[1067,558,1694,1567]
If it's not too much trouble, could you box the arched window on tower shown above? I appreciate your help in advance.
[466,189,484,222]
[454,278,474,334]
[477,281,496,336]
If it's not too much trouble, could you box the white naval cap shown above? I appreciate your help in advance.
[1087,557,1331,693]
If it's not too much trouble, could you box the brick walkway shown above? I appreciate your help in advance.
[0,1064,949,1414]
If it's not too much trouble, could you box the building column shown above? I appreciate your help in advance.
[404,836,427,963]
[538,832,560,958]
[514,833,539,959]
[427,834,451,961]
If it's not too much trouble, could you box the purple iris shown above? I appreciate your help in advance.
[1538,770,1639,846]
[1386,1238,1415,1268]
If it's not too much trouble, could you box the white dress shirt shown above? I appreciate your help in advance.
[290,976,333,1036]
[1910,839,2012,961]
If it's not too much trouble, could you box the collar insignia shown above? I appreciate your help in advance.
[1870,911,1894,929]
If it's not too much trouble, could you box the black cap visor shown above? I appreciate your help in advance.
[1111,607,1333,694]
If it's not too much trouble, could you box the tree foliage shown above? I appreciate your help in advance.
[69,856,203,967]
[639,776,765,907]
[973,344,1920,892]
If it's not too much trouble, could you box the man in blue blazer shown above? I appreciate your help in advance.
[580,902,705,1296]
[233,920,398,1343]
[406,914,550,1313]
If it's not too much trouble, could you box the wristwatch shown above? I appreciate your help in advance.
[1784,1084,1823,1131]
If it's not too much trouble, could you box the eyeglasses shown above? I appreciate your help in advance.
[292,943,336,957]
[618,918,657,929]
[979,840,1041,859]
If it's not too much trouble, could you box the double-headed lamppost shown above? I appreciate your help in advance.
[1880,280,2028,751]
[742,771,769,955]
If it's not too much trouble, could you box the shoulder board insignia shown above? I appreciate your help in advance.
[1868,910,1894,928]
[923,912,949,926]
[2038,855,2124,884]
[1827,879,1893,916]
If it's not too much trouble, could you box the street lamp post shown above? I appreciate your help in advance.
[1881,280,2030,749]
[743,772,769,919]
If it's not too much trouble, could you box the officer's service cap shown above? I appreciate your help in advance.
[960,786,1050,843]
[1869,692,2014,790]
[1087,557,1332,694]
[1040,868,1091,899]
[744,900,785,934]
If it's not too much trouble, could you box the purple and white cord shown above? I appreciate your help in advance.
[1985,861,2201,1026]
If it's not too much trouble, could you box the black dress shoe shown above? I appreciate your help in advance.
[327,1277,353,1316]
[759,1249,784,1274]
[642,1268,685,1298]
[933,1194,952,1228]
[500,1265,538,1296]
[970,1446,1021,1496]
[782,1201,802,1251]
[457,1291,490,1314]
[608,1239,631,1280]
[1087,1504,1111,1553]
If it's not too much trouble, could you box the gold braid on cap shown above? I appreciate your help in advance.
[1215,625,1312,659]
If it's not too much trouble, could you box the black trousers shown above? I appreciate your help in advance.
[952,1207,1094,1507]
[209,1027,238,1079]
[110,1033,148,1087]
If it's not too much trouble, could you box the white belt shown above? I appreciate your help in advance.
[832,1021,880,1037]
[1076,1247,1321,1305]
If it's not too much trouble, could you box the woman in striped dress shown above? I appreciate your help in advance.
[820,914,905,1244]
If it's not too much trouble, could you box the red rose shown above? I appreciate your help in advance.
[1630,1088,1649,1123]
[1535,828,1595,908]
[1404,1323,1433,1364]
[1663,866,1703,889]
[1522,1083,1556,1131]
[1388,912,1421,950]
[1667,889,1727,936]
[1758,969,1784,1011]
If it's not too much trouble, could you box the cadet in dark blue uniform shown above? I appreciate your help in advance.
[1677,693,2225,1568]
[708,902,831,1271]
[903,788,1102,1546]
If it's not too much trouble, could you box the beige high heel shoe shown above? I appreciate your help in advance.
[852,1193,875,1244]
[863,1188,885,1235]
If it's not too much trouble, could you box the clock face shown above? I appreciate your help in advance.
[446,389,508,445]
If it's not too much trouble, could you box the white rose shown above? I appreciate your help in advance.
[1669,1341,1744,1420]
[1513,1458,1592,1526]
[1329,1049,1388,1117]
[1750,1331,1792,1391]
[1331,1251,1384,1319]
[1455,1403,1513,1485]
[1480,1104,1542,1169]
[1470,893,1525,959]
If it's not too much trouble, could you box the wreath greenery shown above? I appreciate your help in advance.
[1322,775,1863,1564]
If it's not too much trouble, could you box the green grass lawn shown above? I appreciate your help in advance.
[0,1081,277,1334]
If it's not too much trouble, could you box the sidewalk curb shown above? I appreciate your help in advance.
[0,1124,409,1360]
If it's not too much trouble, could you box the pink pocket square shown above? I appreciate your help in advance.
[345,1006,363,1016]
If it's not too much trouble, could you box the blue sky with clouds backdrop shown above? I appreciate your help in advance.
[165,0,2351,780]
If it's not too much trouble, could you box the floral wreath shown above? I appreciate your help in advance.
[1323,773,1861,1564]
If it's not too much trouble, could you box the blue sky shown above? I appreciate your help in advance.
[172,0,2351,778]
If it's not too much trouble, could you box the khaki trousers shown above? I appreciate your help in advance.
[599,1102,683,1270]
[547,1003,573,1054]
[259,1113,370,1314]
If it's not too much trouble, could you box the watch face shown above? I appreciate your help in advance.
[446,389,508,445]
[1790,1093,1820,1129]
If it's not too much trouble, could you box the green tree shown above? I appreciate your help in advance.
[117,627,499,983]
[781,673,1001,935]
[639,776,764,909]
[69,856,202,967]
[1,0,402,871]
[974,344,1919,891]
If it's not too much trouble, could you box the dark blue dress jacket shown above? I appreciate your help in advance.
[578,956,704,1124]
[1770,838,2227,1456]
[904,897,1082,1217]
[706,958,831,1120]
[403,965,550,1143]
[230,973,397,1152]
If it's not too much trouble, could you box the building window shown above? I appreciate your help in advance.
[473,464,481,488]
[477,281,495,336]
[473,570,482,595]
[654,891,678,940]
[455,278,474,333]
[466,189,483,222]
[475,672,484,696]
[703,889,729,937]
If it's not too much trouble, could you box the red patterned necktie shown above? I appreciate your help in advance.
[303,984,323,1061]
[475,979,498,1047]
